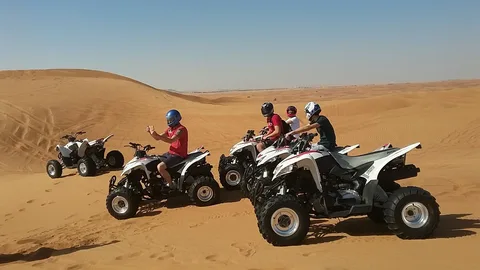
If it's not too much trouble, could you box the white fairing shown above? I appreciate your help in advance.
[272,151,328,192]
[179,151,210,184]
[256,144,281,163]
[229,141,257,158]
[257,147,292,166]
[337,144,360,154]
[360,142,421,183]
[77,141,89,157]
[121,156,160,179]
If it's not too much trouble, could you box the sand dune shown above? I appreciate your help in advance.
[1,69,480,269]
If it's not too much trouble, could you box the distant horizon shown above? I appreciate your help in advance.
[1,67,479,93]
[2,1,480,91]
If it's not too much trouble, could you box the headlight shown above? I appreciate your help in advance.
[273,164,294,176]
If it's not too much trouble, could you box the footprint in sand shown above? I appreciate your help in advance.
[66,264,84,270]
[18,208,26,212]
[231,242,257,257]
[26,199,35,204]
[45,189,52,192]
[114,252,142,261]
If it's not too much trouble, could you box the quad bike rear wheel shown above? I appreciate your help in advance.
[188,176,221,206]
[257,194,310,246]
[384,186,440,239]
[219,163,244,190]
[46,160,62,179]
[368,181,402,223]
[77,157,97,177]
[106,150,125,169]
[106,187,140,220]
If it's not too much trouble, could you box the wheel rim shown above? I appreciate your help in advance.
[197,186,214,202]
[401,202,429,228]
[111,196,129,214]
[47,164,56,175]
[270,207,300,237]
[107,156,116,166]
[225,170,241,186]
[79,163,87,174]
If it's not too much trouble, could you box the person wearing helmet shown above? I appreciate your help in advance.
[257,102,283,152]
[285,105,300,139]
[285,101,336,151]
[146,109,188,190]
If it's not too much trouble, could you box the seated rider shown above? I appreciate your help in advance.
[146,109,188,190]
[285,105,300,139]
[256,102,283,152]
[285,101,337,152]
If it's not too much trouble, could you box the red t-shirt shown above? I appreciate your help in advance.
[267,114,283,141]
[165,124,188,158]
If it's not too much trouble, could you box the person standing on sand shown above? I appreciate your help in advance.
[285,101,337,151]
[285,105,300,139]
[146,109,188,190]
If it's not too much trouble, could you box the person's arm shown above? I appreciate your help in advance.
[285,118,293,124]
[155,128,184,144]
[288,122,319,136]
[150,130,166,141]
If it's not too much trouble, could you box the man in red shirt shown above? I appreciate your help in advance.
[146,109,188,190]
[256,102,283,152]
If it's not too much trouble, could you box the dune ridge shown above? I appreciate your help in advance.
[0,69,479,270]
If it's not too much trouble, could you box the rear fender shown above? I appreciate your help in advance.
[102,134,114,144]
[361,142,422,184]
[271,151,323,192]
[336,144,360,154]
[179,151,211,190]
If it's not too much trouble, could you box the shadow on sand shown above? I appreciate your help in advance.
[133,187,244,218]
[303,213,479,245]
[0,240,120,265]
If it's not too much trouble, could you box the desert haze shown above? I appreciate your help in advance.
[0,69,479,270]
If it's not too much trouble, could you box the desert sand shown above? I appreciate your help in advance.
[0,69,479,270]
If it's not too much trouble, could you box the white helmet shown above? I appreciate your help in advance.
[304,101,321,121]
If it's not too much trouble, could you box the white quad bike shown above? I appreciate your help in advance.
[106,142,220,220]
[46,131,124,178]
[218,127,269,190]
[241,133,362,201]
[254,141,440,246]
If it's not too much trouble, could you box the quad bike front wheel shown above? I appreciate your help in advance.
[106,150,125,169]
[46,160,62,179]
[257,194,310,246]
[106,187,140,220]
[77,157,97,177]
[384,186,440,239]
[219,163,244,190]
[188,176,221,206]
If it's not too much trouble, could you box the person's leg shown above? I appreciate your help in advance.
[256,141,266,153]
[157,161,173,187]
[157,153,184,189]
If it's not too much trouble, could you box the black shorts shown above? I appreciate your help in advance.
[159,152,185,168]
[263,138,274,147]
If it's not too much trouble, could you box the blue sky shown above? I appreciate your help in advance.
[1,0,479,92]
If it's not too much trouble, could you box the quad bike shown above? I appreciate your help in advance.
[254,140,439,246]
[106,142,220,220]
[218,126,270,190]
[241,133,361,202]
[46,131,124,178]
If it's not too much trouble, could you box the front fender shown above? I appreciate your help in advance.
[271,151,323,192]
[230,142,256,160]
[120,163,150,178]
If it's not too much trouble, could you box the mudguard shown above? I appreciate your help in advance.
[257,146,292,167]
[360,142,422,183]
[178,151,211,191]
[229,141,257,159]
[271,151,328,192]
[120,157,158,179]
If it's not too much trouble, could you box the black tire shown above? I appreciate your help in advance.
[106,150,124,169]
[368,181,402,224]
[188,176,221,206]
[77,157,97,177]
[257,195,310,246]
[106,188,140,220]
[384,186,440,239]
[219,163,244,190]
[240,165,255,199]
[46,160,62,179]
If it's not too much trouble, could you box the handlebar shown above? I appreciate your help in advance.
[124,142,156,152]
[60,131,86,141]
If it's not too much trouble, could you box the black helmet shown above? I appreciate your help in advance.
[261,102,274,117]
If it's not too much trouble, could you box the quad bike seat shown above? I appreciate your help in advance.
[330,148,399,170]
[169,151,205,171]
